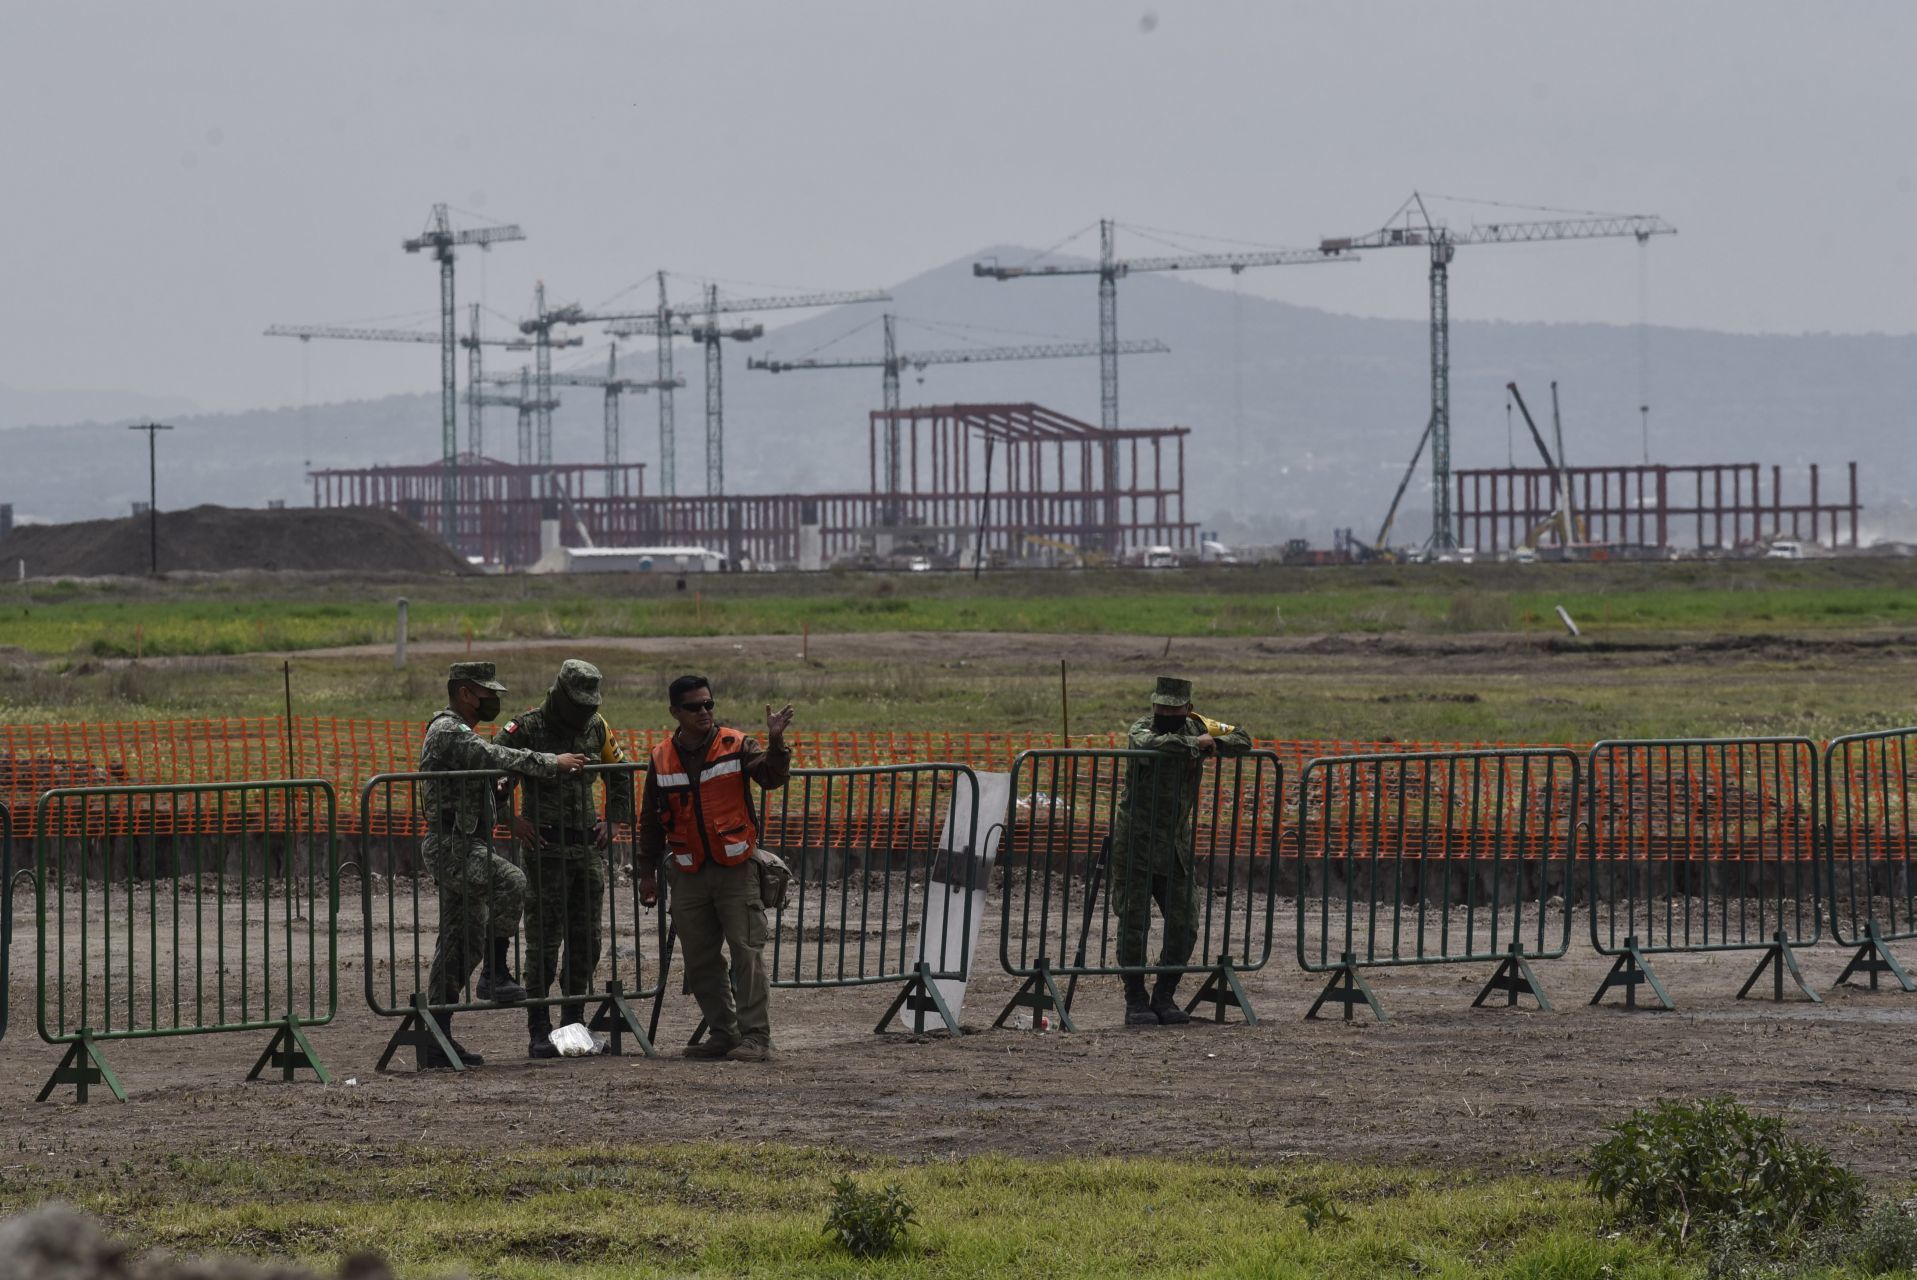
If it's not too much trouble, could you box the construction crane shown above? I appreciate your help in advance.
[973,219,1354,433]
[1318,192,1675,550]
[398,204,526,548]
[747,313,1171,497]
[465,369,559,467]
[263,320,577,456]
[480,343,684,491]
[603,283,890,496]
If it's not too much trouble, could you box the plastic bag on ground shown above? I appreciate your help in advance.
[548,1022,597,1057]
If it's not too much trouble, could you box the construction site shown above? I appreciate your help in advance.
[263,198,1864,573]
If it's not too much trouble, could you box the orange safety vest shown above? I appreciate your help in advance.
[649,726,760,873]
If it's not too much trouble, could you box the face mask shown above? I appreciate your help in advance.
[552,691,596,730]
[1153,712,1188,734]
[476,694,502,723]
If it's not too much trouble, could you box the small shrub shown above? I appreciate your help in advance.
[1845,1197,1917,1275]
[1287,1188,1351,1234]
[1588,1097,1864,1256]
[823,1177,916,1259]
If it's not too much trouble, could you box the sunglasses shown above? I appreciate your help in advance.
[674,699,716,713]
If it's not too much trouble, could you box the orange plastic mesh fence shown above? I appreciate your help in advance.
[9,718,1870,866]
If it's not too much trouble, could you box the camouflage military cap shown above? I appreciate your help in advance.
[1151,675,1193,707]
[448,660,508,693]
[556,658,603,706]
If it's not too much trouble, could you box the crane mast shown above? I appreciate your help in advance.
[974,220,1353,433]
[265,315,569,465]
[604,282,889,497]
[401,203,526,550]
[1321,193,1675,550]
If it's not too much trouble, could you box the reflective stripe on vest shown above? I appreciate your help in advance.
[649,726,759,873]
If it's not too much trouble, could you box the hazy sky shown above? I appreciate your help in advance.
[4,1,1913,413]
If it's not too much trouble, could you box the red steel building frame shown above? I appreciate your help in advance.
[310,404,1196,567]
[1454,461,1861,555]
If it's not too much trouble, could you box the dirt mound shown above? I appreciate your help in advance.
[0,1203,392,1278]
[0,506,465,577]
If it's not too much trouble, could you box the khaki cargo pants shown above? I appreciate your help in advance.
[666,859,770,1043]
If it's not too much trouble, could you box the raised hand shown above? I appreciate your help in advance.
[765,702,795,741]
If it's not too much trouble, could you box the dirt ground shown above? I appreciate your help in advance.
[6,881,1917,1187]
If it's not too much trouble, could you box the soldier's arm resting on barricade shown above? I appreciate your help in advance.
[1199,715,1253,757]
[1127,717,1209,759]
[595,719,635,849]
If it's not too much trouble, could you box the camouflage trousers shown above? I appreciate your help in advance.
[522,844,606,1005]
[1110,844,1199,971]
[424,834,527,1004]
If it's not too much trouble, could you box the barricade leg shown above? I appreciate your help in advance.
[994,957,1076,1033]
[247,1015,333,1084]
[586,980,658,1058]
[877,960,962,1036]
[1736,930,1821,1004]
[1472,942,1553,1011]
[1306,952,1386,1023]
[376,993,467,1073]
[1590,936,1674,1010]
[1832,920,1915,993]
[1184,955,1258,1026]
[38,1030,127,1105]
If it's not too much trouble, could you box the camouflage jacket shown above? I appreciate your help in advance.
[494,698,635,835]
[418,708,562,837]
[1111,713,1254,871]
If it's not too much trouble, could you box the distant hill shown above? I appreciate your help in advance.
[0,385,197,431]
[4,250,1913,545]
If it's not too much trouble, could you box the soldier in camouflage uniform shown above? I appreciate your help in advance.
[1111,676,1253,1027]
[418,661,588,1069]
[495,659,635,1060]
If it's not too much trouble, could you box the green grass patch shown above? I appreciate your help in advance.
[5,561,1917,659]
[0,1144,1720,1279]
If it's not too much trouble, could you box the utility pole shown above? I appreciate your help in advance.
[128,422,172,575]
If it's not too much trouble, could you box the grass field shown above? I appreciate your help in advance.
[4,560,1917,659]
[0,1144,1715,1279]
[4,561,1917,740]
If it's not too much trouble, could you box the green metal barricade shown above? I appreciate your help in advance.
[1296,748,1579,1022]
[996,749,1282,1031]
[680,763,988,1042]
[33,780,338,1102]
[1586,737,1822,1009]
[1824,727,1917,993]
[359,763,665,1070]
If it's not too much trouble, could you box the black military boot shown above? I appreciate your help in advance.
[560,1002,587,1029]
[527,1005,559,1060]
[1123,975,1159,1026]
[476,938,528,1004]
[1151,974,1191,1025]
[420,1011,484,1069]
